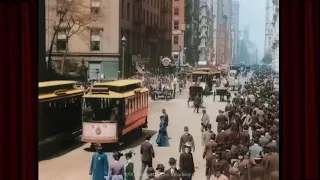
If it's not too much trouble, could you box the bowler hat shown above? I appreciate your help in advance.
[156,164,165,170]
[168,158,176,164]
[95,143,102,150]
[147,167,155,174]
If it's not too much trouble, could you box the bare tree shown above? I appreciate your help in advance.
[47,0,94,74]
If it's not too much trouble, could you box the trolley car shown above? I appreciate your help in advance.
[81,79,149,144]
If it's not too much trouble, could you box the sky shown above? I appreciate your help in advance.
[238,0,267,60]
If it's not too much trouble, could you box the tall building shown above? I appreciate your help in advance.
[264,0,273,55]
[124,0,172,72]
[216,0,232,65]
[212,0,218,65]
[184,0,200,65]
[271,0,279,72]
[171,0,185,65]
[231,0,240,64]
[45,0,172,80]
[46,0,121,80]
[198,0,213,64]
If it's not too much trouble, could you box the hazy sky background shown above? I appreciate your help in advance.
[239,0,266,60]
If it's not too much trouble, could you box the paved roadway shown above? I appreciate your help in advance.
[39,73,254,180]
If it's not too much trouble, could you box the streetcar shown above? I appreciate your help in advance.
[81,79,148,144]
[38,81,83,158]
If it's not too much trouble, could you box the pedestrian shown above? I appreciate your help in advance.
[179,126,195,152]
[179,142,195,180]
[139,134,155,180]
[263,147,279,180]
[203,134,217,179]
[125,150,135,180]
[249,154,266,180]
[156,115,169,147]
[145,167,156,180]
[201,109,211,133]
[258,128,269,148]
[239,125,250,147]
[89,144,109,180]
[162,109,169,137]
[216,110,228,133]
[234,151,251,180]
[155,164,169,180]
[193,94,201,113]
[108,151,125,180]
[229,167,241,180]
[164,158,181,180]
[209,160,229,180]
[203,124,214,146]
[249,138,263,162]
[216,125,228,145]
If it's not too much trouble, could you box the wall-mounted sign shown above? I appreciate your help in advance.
[162,57,171,66]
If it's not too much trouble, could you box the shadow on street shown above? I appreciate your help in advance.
[39,136,85,161]
[83,129,157,153]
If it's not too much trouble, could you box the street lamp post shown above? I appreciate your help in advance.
[178,46,182,73]
[121,36,127,79]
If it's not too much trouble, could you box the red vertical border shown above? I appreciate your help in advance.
[0,0,319,180]
[281,0,319,179]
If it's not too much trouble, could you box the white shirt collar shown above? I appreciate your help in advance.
[159,172,165,175]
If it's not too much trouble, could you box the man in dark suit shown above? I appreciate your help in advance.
[239,125,250,147]
[258,129,270,148]
[203,134,217,179]
[216,110,228,133]
[165,158,181,180]
[193,94,201,113]
[263,147,279,180]
[140,134,155,180]
[249,154,266,180]
[156,164,170,180]
[179,142,195,180]
[216,125,229,145]
[179,126,195,152]
[162,109,169,137]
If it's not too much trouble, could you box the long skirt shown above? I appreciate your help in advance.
[156,131,169,146]
[110,175,124,180]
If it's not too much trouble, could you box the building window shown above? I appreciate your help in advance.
[174,8,179,15]
[90,29,101,51]
[174,21,179,30]
[173,36,179,44]
[127,3,130,20]
[143,10,145,22]
[147,11,149,25]
[56,30,67,51]
[91,0,100,14]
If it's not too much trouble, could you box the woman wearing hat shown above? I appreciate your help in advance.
[125,150,135,180]
[108,151,125,180]
[89,144,109,180]
[156,115,169,147]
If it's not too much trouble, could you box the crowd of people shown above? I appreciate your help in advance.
[88,67,279,180]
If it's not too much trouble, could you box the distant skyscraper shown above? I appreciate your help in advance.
[231,0,239,63]
[264,0,273,55]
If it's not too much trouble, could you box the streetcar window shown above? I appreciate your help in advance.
[142,94,144,108]
[138,95,141,109]
[129,98,133,114]
[83,98,121,121]
[125,99,129,115]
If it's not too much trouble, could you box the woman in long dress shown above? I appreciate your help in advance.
[156,116,169,146]
[89,144,109,180]
[108,152,125,180]
[125,150,135,180]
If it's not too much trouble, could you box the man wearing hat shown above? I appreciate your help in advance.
[202,124,214,146]
[249,138,263,161]
[145,167,156,180]
[262,146,278,180]
[89,144,109,180]
[216,124,229,145]
[239,125,250,147]
[165,158,181,180]
[179,126,195,152]
[209,162,228,180]
[201,109,211,133]
[258,128,270,148]
[156,164,169,180]
[216,110,228,133]
[179,142,195,180]
[203,133,217,179]
[249,154,266,180]
[140,134,155,180]
[229,167,241,180]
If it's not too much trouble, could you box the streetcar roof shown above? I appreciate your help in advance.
[39,80,76,88]
[94,79,142,87]
[38,89,83,101]
[192,71,211,74]
[83,87,148,99]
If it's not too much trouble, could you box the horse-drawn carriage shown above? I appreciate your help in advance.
[151,89,174,100]
[213,87,231,101]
